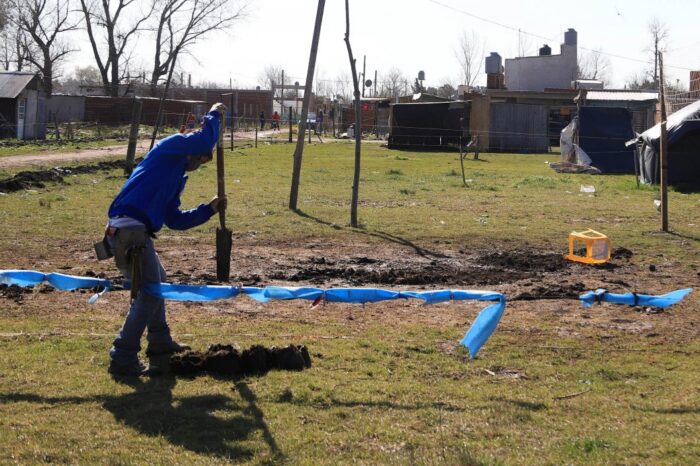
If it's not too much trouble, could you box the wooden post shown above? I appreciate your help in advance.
[345,0,362,227]
[308,121,312,144]
[255,127,258,148]
[229,93,234,151]
[288,0,325,211]
[658,52,669,232]
[125,98,143,176]
[288,106,293,143]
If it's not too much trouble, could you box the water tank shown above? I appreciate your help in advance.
[564,28,577,46]
[485,52,502,74]
[418,70,425,81]
[539,44,552,56]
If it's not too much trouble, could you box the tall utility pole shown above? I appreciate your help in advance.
[658,52,669,232]
[280,69,284,117]
[361,55,366,97]
[373,70,377,97]
[289,0,326,211]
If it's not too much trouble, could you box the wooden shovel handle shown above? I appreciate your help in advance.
[216,111,226,229]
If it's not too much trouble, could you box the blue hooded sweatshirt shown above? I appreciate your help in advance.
[108,111,220,233]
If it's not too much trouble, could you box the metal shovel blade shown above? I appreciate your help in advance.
[216,227,232,282]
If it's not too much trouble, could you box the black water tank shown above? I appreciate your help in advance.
[539,44,552,56]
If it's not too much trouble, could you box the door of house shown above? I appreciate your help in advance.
[17,98,26,139]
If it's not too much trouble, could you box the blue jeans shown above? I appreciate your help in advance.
[108,227,173,364]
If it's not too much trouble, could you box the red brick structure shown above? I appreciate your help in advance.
[169,88,273,119]
[84,96,206,126]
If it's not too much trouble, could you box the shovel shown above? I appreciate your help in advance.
[215,110,232,281]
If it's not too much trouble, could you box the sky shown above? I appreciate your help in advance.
[67,0,699,92]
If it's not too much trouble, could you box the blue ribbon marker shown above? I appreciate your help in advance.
[2,269,691,359]
[579,288,692,309]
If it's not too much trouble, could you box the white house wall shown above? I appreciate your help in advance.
[505,44,577,91]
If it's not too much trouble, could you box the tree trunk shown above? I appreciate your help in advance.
[288,0,326,211]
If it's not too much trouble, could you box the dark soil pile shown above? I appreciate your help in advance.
[170,343,311,378]
[0,160,129,193]
[0,284,33,304]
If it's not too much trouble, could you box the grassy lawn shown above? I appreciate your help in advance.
[0,138,128,158]
[0,141,698,464]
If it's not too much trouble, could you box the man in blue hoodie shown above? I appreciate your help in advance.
[106,103,227,376]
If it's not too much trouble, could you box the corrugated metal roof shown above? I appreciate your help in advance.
[0,72,37,99]
[586,90,658,102]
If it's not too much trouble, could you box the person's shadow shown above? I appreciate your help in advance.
[103,374,283,461]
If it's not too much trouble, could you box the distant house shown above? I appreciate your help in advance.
[0,71,47,139]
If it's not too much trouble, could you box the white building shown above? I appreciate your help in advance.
[505,29,578,91]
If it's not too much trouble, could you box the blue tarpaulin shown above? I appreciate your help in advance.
[579,106,636,173]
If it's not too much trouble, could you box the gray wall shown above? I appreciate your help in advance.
[489,102,549,152]
[46,95,85,123]
[505,44,577,91]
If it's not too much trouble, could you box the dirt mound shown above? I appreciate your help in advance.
[513,282,587,301]
[269,250,572,287]
[0,160,128,193]
[170,343,311,378]
[478,250,569,272]
[0,284,33,304]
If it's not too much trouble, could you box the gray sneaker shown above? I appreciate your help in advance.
[146,341,191,356]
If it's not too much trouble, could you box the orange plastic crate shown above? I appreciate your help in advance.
[565,229,611,264]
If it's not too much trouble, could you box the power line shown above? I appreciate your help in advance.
[426,0,696,72]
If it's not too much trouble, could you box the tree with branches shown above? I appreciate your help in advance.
[11,0,80,97]
[378,67,407,98]
[577,48,612,85]
[0,9,30,72]
[646,17,668,87]
[79,0,155,97]
[148,0,246,147]
[148,0,246,97]
[257,64,283,92]
[455,30,484,88]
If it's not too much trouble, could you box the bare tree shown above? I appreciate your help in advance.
[79,0,155,96]
[11,0,80,97]
[577,48,612,85]
[257,64,283,91]
[378,67,406,98]
[517,29,532,57]
[0,12,30,71]
[148,0,246,147]
[455,30,484,88]
[646,17,669,87]
[148,0,246,96]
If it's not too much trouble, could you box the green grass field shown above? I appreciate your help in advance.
[0,142,698,464]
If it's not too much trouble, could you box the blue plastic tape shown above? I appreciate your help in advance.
[579,288,692,309]
[1,269,692,359]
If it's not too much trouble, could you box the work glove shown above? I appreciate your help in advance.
[210,195,228,214]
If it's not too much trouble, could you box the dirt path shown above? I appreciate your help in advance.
[0,141,147,169]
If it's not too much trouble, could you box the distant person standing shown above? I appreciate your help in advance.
[259,111,265,130]
[317,110,324,134]
[185,112,196,131]
[271,111,281,131]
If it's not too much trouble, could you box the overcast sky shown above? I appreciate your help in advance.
[68,0,699,91]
